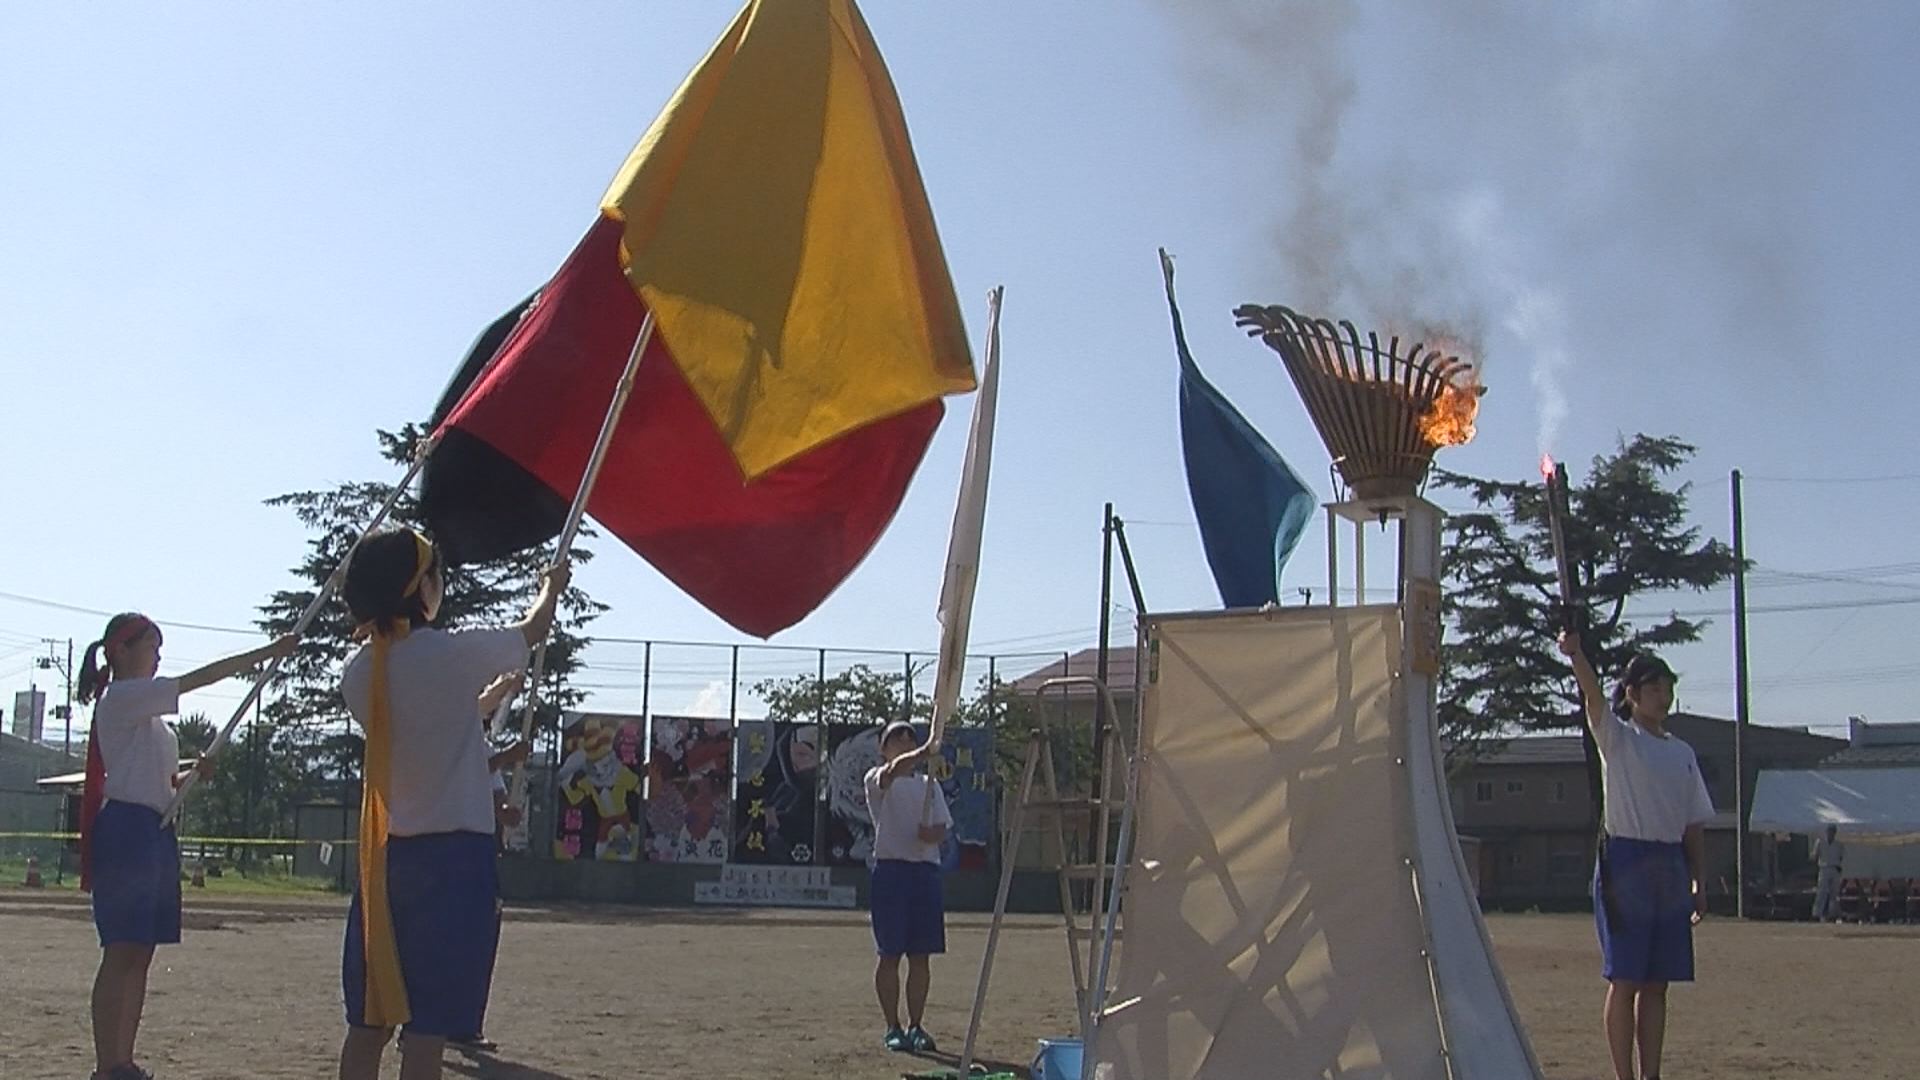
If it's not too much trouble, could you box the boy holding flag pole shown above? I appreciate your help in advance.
[868,287,1001,1058]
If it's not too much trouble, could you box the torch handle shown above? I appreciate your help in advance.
[1544,463,1581,632]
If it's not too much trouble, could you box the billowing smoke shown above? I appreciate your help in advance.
[1164,1,1844,453]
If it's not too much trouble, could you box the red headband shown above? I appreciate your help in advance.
[90,615,157,698]
[108,615,157,649]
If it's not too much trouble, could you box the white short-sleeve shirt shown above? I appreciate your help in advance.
[1593,713,1717,843]
[93,677,182,813]
[864,767,952,864]
[341,626,526,837]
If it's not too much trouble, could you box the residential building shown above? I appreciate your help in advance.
[0,730,82,835]
[1008,649,1848,905]
[1450,714,1843,906]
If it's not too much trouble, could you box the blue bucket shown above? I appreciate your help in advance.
[1031,1037,1084,1080]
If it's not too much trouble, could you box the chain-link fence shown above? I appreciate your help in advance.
[2,640,1129,893]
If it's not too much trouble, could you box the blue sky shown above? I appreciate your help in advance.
[4,2,1918,745]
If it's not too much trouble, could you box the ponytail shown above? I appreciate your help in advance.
[75,613,161,705]
[76,640,108,706]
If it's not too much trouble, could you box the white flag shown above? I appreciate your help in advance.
[927,286,1004,749]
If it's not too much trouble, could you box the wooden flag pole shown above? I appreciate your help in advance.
[503,310,657,809]
[164,435,444,826]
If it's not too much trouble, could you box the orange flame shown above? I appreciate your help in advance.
[1540,453,1556,481]
[1418,378,1482,448]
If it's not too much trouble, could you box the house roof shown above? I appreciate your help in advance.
[1009,647,1138,697]
[37,759,196,791]
[1846,719,1920,747]
[1455,714,1843,769]
[1005,652,1848,770]
[1664,712,1846,760]
[1823,718,1920,766]
[0,730,84,771]
[1466,736,1588,766]
[1820,744,1920,767]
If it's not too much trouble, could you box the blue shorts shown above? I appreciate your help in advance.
[90,801,181,948]
[1595,835,1695,984]
[871,859,944,957]
[343,831,498,1036]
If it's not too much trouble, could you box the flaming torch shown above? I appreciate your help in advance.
[1540,454,1582,634]
[1234,304,1483,506]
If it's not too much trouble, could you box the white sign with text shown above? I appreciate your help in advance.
[693,863,856,908]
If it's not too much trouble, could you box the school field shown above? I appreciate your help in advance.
[1,890,1913,1079]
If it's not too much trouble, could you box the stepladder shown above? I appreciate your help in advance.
[959,675,1138,1077]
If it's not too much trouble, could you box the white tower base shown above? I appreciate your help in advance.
[1089,497,1542,1080]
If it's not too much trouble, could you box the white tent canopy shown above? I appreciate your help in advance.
[1751,767,1920,845]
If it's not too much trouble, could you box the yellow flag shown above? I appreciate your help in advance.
[600,0,975,479]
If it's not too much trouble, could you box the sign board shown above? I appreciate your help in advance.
[693,863,856,909]
[12,689,45,742]
[1404,578,1443,677]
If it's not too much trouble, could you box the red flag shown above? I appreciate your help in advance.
[421,0,973,637]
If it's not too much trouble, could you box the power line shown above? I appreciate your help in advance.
[1689,663,1920,691]
[1624,595,1920,620]
[0,589,257,636]
[1741,472,1920,484]
[0,642,40,664]
[1755,566,1920,594]
[973,625,1100,648]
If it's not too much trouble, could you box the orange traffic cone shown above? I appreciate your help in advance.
[190,861,206,888]
[23,855,43,888]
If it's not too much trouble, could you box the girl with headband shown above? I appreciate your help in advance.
[76,612,294,1080]
[335,529,565,1080]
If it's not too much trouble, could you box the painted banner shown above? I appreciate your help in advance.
[555,712,647,862]
[645,715,733,863]
[824,723,885,866]
[824,722,994,871]
[939,726,995,872]
[733,721,822,865]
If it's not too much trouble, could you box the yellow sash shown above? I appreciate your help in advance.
[356,531,435,1027]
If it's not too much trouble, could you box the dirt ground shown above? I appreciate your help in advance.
[2,890,1912,1079]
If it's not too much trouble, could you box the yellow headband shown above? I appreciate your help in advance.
[402,531,435,599]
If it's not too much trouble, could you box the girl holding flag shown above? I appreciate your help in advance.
[335,529,564,1080]
[76,613,293,1080]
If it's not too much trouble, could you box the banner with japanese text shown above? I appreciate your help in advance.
[732,720,822,865]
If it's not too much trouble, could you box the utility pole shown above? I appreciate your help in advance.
[1093,503,1114,805]
[1731,470,1752,919]
[36,638,74,758]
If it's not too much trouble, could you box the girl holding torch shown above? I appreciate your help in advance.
[1558,631,1714,1080]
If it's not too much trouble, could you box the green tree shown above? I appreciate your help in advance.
[172,712,219,838]
[754,663,925,729]
[174,712,215,759]
[751,665,1075,795]
[172,710,303,872]
[1435,434,1740,798]
[255,424,606,827]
